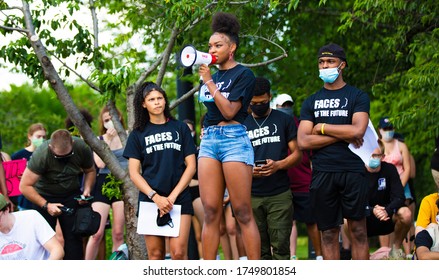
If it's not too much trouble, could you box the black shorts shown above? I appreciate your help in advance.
[292,192,315,224]
[189,185,200,202]
[366,214,394,237]
[310,171,368,231]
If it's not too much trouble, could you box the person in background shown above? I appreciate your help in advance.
[0,193,64,260]
[64,108,107,258]
[414,222,439,259]
[274,93,324,260]
[1,152,10,162]
[197,12,260,260]
[219,188,239,259]
[85,105,126,260]
[183,119,204,260]
[297,43,370,260]
[349,141,411,260]
[11,123,47,210]
[244,77,302,259]
[19,129,96,259]
[415,136,439,234]
[378,118,412,201]
[124,81,196,260]
[0,134,13,210]
[378,117,413,256]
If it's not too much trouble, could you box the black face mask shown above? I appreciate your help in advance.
[250,102,270,117]
[156,209,174,228]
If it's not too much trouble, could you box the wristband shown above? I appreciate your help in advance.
[42,201,49,211]
[205,79,213,85]
[321,123,326,135]
[213,88,220,98]
[147,190,157,200]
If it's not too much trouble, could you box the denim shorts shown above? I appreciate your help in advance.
[198,124,254,165]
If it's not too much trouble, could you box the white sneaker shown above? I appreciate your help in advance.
[290,255,298,260]
[316,255,323,260]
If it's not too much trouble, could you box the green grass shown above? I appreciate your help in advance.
[296,236,309,259]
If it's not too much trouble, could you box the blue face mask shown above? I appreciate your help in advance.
[368,158,381,169]
[319,63,342,83]
[382,130,394,142]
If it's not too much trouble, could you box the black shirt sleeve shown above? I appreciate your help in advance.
[415,229,433,249]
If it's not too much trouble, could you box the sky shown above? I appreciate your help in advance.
[0,1,123,91]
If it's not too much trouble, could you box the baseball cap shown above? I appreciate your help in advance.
[318,43,348,66]
[0,194,8,211]
[378,117,394,129]
[275,94,294,106]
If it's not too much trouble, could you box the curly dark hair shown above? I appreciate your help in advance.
[133,82,173,131]
[211,12,240,50]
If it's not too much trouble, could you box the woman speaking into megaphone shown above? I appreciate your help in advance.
[197,12,261,260]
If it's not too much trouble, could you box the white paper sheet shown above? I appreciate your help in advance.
[349,119,379,165]
[137,202,181,237]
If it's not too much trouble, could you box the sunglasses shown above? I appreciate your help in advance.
[51,148,75,159]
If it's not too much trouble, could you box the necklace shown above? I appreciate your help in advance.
[252,109,272,129]
[214,68,230,85]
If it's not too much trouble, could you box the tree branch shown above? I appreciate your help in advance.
[156,25,179,87]
[240,34,288,68]
[88,0,99,49]
[170,84,200,111]
[0,24,26,33]
[51,54,102,93]
[0,7,26,33]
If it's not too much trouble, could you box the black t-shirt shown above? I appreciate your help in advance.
[244,110,297,196]
[300,84,370,172]
[201,64,255,127]
[11,148,33,160]
[367,162,405,217]
[123,119,197,199]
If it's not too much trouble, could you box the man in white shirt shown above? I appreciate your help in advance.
[0,194,64,260]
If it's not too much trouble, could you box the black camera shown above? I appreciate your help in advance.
[59,206,75,216]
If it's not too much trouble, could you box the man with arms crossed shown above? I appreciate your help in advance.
[297,43,370,260]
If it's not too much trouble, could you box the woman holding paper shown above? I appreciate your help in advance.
[123,82,197,260]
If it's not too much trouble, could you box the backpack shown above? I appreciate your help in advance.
[72,205,101,237]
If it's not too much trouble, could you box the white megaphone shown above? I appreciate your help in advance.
[179,45,217,67]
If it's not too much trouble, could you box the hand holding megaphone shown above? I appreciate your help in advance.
[179,45,217,68]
